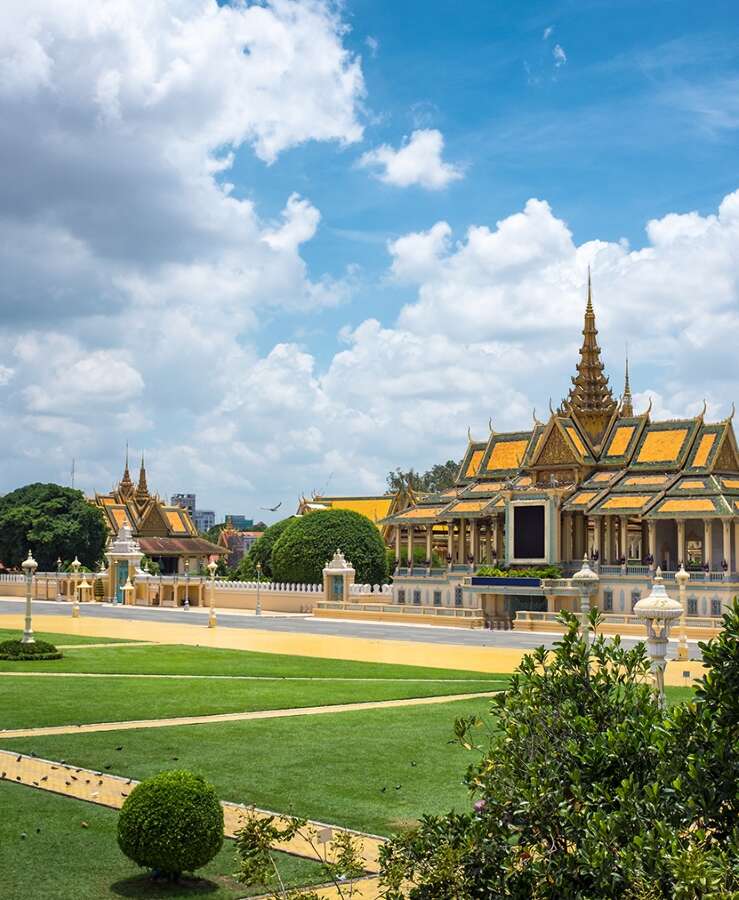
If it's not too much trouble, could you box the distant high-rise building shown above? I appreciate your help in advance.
[225,514,253,530]
[171,493,196,516]
[193,509,216,533]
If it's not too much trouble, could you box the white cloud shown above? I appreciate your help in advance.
[358,129,463,190]
[543,26,553,40]
[553,44,567,67]
[365,35,379,57]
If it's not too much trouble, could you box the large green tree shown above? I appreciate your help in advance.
[380,608,739,898]
[0,483,108,571]
[271,509,387,585]
[231,516,296,581]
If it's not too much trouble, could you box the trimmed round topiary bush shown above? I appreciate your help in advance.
[117,770,224,880]
[271,508,388,585]
[0,639,62,660]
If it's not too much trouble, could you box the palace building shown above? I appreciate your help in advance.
[379,278,739,625]
[93,454,224,576]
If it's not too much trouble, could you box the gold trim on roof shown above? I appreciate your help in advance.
[396,506,444,519]
[591,472,615,483]
[469,482,505,493]
[606,425,636,457]
[722,478,739,489]
[624,475,667,486]
[679,479,706,490]
[449,500,491,513]
[636,428,689,463]
[569,491,597,506]
[692,433,717,468]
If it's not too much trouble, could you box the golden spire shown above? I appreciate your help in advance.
[136,452,149,499]
[119,443,134,496]
[621,351,633,417]
[563,269,616,417]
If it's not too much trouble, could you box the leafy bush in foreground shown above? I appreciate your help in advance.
[0,639,61,660]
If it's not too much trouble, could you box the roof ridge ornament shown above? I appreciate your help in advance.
[699,398,707,422]
[724,401,736,424]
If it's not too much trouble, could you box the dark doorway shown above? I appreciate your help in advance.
[513,505,545,559]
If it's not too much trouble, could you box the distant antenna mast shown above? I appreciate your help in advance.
[71,458,76,489]
[321,472,334,496]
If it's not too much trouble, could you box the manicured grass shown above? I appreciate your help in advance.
[0,641,505,679]
[3,697,494,835]
[1,780,324,899]
[0,675,503,729]
[0,629,141,646]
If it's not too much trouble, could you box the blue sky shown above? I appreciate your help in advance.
[1,0,739,518]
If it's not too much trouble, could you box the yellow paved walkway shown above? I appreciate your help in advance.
[0,750,385,874]
[0,689,498,739]
[0,612,706,685]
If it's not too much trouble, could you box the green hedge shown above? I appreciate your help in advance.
[0,639,62,660]
[117,770,224,879]
[476,565,563,579]
[271,509,388,585]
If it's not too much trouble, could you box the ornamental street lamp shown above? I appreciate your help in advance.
[21,551,38,644]
[675,563,690,661]
[70,556,81,611]
[572,555,599,644]
[75,574,91,618]
[184,559,190,610]
[207,559,218,628]
[256,561,262,617]
[633,567,683,706]
[56,557,63,601]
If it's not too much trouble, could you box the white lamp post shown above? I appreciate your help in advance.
[571,554,599,643]
[207,559,218,628]
[56,557,63,601]
[633,567,683,706]
[75,573,90,618]
[70,556,81,612]
[184,558,190,610]
[21,551,38,644]
[675,563,690,661]
[255,561,262,617]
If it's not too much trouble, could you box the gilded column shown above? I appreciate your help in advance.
[704,519,712,570]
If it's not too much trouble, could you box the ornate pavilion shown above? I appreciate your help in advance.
[380,279,739,624]
[93,454,224,576]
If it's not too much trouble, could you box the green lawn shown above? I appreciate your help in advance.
[0,674,503,729]
[3,697,494,835]
[0,641,505,679]
[0,629,142,646]
[0,780,324,900]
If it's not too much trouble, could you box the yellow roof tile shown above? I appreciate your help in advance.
[397,506,444,519]
[606,425,636,457]
[591,472,615,482]
[111,507,129,527]
[692,433,717,468]
[465,449,485,478]
[660,498,715,513]
[486,439,528,471]
[166,510,188,533]
[570,491,597,506]
[624,475,666,486]
[679,480,706,489]
[601,495,650,510]
[565,426,587,457]
[469,482,505,493]
[636,428,689,463]
[723,478,739,489]
[450,500,490,513]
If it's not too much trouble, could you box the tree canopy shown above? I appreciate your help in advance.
[231,516,296,580]
[0,483,107,571]
[386,460,460,494]
[271,509,387,585]
[380,606,739,898]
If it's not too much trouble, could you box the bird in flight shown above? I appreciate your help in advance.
[260,501,282,512]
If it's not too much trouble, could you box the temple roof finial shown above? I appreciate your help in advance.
[120,442,134,495]
[136,451,149,499]
[621,348,633,417]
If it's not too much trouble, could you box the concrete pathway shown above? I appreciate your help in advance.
[0,749,385,874]
[0,670,500,683]
[0,689,498,739]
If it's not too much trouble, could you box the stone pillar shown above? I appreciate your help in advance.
[485,523,493,564]
[734,521,739,575]
[471,520,479,565]
[676,520,686,568]
[425,526,433,564]
[406,526,414,568]
[495,515,504,561]
[704,519,712,570]
[620,516,629,562]
[592,516,601,562]
[562,513,572,562]
[457,519,466,564]
[605,517,613,564]
[648,520,656,570]
[395,526,401,563]
[722,519,731,571]
[447,521,453,560]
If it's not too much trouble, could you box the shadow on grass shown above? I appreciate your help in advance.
[110,874,222,897]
